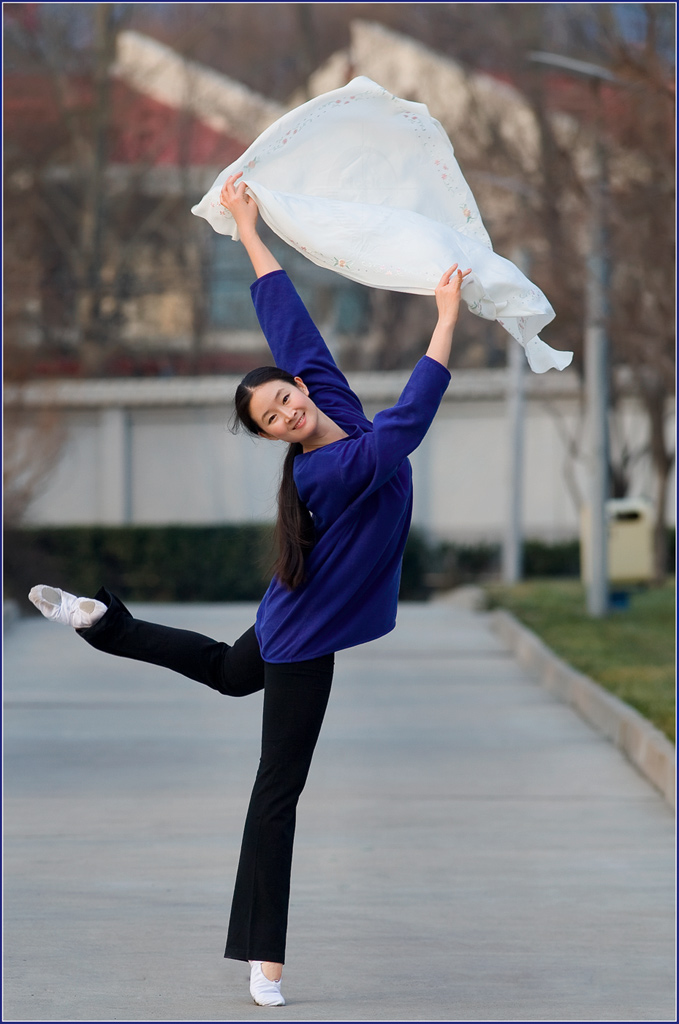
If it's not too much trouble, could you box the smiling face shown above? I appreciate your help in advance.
[247,376,320,444]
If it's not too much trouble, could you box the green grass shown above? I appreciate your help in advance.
[485,579,676,744]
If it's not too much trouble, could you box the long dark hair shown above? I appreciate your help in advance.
[232,367,315,590]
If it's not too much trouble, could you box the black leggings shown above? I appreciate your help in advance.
[77,589,334,965]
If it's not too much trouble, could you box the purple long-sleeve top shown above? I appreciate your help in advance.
[251,270,450,663]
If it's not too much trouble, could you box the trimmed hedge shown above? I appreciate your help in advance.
[4,524,437,609]
[3,525,275,611]
[428,533,676,583]
[4,525,674,613]
[426,538,580,584]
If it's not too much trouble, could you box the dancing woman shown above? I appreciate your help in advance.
[29,173,471,1007]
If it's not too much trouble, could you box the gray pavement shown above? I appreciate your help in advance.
[2,600,676,1022]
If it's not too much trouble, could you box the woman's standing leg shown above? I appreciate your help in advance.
[224,654,334,964]
[75,588,333,992]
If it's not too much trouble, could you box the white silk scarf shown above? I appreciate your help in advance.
[192,76,572,373]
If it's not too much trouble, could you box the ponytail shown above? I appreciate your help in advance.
[232,367,315,590]
[273,442,315,589]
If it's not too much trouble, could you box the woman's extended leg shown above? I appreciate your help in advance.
[76,587,265,697]
[225,653,334,966]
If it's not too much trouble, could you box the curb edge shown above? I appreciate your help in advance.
[488,608,676,809]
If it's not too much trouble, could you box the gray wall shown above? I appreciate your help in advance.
[7,369,674,542]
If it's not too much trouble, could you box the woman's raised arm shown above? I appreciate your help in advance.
[219,173,282,278]
[220,176,367,424]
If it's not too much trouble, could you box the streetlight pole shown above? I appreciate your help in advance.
[583,92,610,616]
[528,51,615,616]
[502,247,529,585]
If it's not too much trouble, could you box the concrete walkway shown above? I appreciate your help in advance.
[2,601,675,1022]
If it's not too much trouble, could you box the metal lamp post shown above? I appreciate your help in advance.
[502,247,529,585]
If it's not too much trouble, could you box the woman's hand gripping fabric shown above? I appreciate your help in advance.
[219,172,259,236]
[434,264,472,328]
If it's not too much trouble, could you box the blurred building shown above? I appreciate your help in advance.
[4,17,674,544]
[3,27,371,376]
[5,19,655,376]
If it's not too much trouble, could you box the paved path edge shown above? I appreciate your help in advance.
[488,608,676,809]
[3,599,20,632]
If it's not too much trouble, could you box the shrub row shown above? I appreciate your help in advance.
[4,525,674,613]
[431,538,582,583]
[4,525,275,612]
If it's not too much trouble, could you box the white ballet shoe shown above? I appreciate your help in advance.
[249,961,285,1007]
[28,585,107,629]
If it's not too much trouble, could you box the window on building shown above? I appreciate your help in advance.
[208,221,370,338]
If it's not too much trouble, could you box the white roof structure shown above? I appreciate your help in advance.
[112,30,285,145]
[290,20,544,173]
